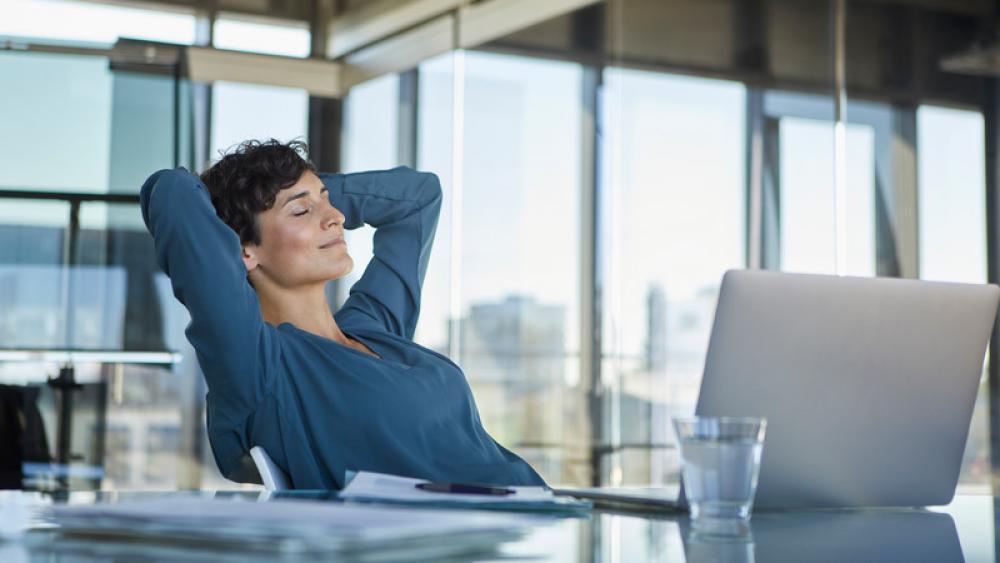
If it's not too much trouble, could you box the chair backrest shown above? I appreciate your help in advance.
[249,446,290,491]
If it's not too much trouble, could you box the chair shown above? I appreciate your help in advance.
[249,446,290,491]
[0,384,56,490]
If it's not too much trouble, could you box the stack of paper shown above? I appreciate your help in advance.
[338,471,591,511]
[47,497,530,559]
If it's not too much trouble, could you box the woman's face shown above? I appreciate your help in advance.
[242,170,353,289]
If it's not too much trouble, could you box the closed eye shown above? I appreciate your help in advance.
[287,187,327,217]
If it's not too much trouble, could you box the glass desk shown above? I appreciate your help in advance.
[0,490,992,561]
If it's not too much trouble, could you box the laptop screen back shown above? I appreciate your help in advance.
[696,269,999,509]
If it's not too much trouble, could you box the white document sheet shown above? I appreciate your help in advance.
[48,497,529,555]
[338,471,589,511]
[342,471,553,503]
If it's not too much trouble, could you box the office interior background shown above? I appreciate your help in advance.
[0,0,994,491]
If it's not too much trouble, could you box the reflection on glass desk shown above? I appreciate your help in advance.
[0,490,991,561]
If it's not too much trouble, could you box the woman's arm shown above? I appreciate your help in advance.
[140,169,275,476]
[322,166,443,339]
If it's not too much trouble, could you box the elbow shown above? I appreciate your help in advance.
[139,169,172,228]
[139,168,198,229]
[385,166,443,209]
[144,167,193,192]
[419,171,443,205]
[392,166,442,196]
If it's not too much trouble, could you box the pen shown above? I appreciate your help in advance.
[415,482,515,495]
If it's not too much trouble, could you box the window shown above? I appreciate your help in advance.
[213,15,311,58]
[602,68,746,486]
[210,83,309,161]
[778,117,876,275]
[0,53,112,192]
[338,73,401,303]
[918,106,986,284]
[455,51,584,484]
[415,54,455,354]
[0,200,70,350]
[0,46,195,490]
[2,0,196,45]
[918,105,989,487]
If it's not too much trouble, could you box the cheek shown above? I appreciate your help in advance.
[274,223,314,253]
[262,223,315,269]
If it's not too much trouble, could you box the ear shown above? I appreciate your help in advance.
[242,244,260,272]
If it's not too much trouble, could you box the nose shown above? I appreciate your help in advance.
[323,204,345,230]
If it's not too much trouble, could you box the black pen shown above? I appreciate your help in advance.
[415,482,515,495]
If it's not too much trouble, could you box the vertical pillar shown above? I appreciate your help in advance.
[984,79,1000,492]
[398,69,420,168]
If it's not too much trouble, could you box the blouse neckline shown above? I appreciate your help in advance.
[276,321,389,363]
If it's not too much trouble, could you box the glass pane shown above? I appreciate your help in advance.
[918,106,986,284]
[98,363,184,490]
[0,52,112,192]
[213,16,311,58]
[459,51,583,484]
[0,200,72,488]
[77,202,229,490]
[416,53,455,355]
[210,82,309,159]
[0,200,70,349]
[779,116,875,276]
[0,50,179,194]
[603,68,746,486]
[73,203,181,489]
[108,72,182,193]
[2,0,196,45]
[918,105,989,488]
[342,74,400,171]
[76,203,162,351]
[0,47,191,489]
[339,73,400,303]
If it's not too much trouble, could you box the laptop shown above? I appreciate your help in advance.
[557,269,1000,510]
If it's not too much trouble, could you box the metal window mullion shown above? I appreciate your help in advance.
[762,116,783,270]
[581,65,602,487]
[876,106,919,279]
[398,69,420,168]
[831,0,848,276]
[746,88,765,270]
[984,79,1000,496]
[447,49,466,362]
[192,9,215,172]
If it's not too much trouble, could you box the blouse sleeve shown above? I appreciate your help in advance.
[140,168,277,478]
[322,166,443,339]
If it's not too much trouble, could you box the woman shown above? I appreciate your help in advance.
[141,139,545,489]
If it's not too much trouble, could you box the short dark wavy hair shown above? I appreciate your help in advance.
[200,139,316,246]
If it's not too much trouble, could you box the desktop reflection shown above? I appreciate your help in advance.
[6,490,984,561]
[678,510,961,563]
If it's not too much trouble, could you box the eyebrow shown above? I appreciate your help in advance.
[281,186,328,208]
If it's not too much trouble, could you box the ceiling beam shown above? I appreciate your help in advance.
[185,45,342,96]
[327,0,461,58]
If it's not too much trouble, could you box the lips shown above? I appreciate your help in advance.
[319,236,345,249]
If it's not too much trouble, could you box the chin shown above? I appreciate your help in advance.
[327,259,354,282]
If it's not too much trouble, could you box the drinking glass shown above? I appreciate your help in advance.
[672,416,767,536]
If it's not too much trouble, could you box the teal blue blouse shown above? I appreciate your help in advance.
[140,166,545,489]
